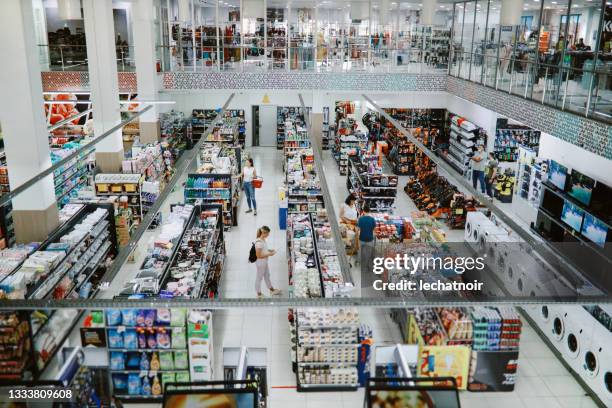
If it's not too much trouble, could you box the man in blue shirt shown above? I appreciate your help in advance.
[357,203,376,276]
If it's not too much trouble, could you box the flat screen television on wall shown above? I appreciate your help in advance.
[581,213,608,248]
[560,200,585,232]
[567,169,595,206]
[548,160,568,191]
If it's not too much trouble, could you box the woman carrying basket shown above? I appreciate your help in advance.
[243,158,258,215]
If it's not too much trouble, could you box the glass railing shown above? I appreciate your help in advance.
[156,44,449,73]
[38,44,136,72]
[450,49,612,124]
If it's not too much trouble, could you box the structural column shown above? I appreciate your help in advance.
[134,0,161,143]
[83,0,124,173]
[0,0,60,243]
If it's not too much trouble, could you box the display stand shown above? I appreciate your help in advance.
[346,155,398,213]
[437,114,485,176]
[285,150,324,215]
[185,173,236,229]
[322,106,330,150]
[161,204,225,299]
[0,153,15,248]
[365,377,461,408]
[374,344,419,379]
[277,106,310,150]
[494,118,541,162]
[223,346,268,405]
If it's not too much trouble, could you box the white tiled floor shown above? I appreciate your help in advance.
[115,146,597,407]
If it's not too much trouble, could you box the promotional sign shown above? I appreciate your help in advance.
[419,346,471,390]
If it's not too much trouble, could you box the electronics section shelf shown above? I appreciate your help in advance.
[436,114,485,176]
[346,155,398,214]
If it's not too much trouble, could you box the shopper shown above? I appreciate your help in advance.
[254,226,282,298]
[470,145,486,194]
[243,158,258,215]
[484,152,498,198]
[340,194,358,225]
[357,204,376,276]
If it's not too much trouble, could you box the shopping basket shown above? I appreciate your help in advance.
[252,177,263,189]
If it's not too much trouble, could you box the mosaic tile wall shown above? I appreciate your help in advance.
[161,72,448,92]
[41,72,138,92]
[447,76,612,160]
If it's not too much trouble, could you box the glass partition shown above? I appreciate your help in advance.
[448,0,610,124]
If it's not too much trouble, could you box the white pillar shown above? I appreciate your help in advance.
[421,0,437,26]
[0,0,59,243]
[134,0,161,143]
[83,0,124,172]
[500,0,522,26]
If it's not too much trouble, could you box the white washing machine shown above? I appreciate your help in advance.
[560,306,595,374]
[464,211,489,244]
[579,307,612,404]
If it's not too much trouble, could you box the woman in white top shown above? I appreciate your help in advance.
[340,194,358,225]
[243,158,258,215]
[254,226,282,298]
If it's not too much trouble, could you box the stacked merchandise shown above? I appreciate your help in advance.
[0,155,15,248]
[493,168,516,203]
[468,307,521,392]
[122,121,140,148]
[322,106,330,150]
[0,311,34,381]
[116,204,196,297]
[51,144,95,207]
[192,109,245,146]
[370,214,416,243]
[95,174,144,226]
[160,111,188,153]
[405,171,461,217]
[493,119,541,162]
[121,144,175,213]
[287,214,322,299]
[394,307,522,392]
[438,114,485,176]
[184,174,234,229]
[347,155,398,213]
[383,127,439,176]
[312,211,345,297]
[293,308,361,391]
[285,149,324,214]
[276,106,310,149]
[284,119,310,152]
[104,308,208,401]
[0,246,36,287]
[516,148,548,208]
[4,205,116,301]
[186,144,242,229]
[160,206,225,299]
[333,101,368,175]
[383,108,446,133]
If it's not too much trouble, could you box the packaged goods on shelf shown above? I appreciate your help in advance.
[116,204,196,297]
[160,206,225,299]
[370,213,416,243]
[187,144,242,229]
[322,106,330,149]
[192,109,245,146]
[333,101,369,175]
[284,120,310,152]
[346,155,397,213]
[294,308,362,391]
[2,205,116,301]
[0,156,14,249]
[51,143,95,207]
[277,106,310,149]
[494,119,541,162]
[287,214,322,299]
[98,308,213,400]
[0,311,35,380]
[286,149,324,214]
[95,174,145,224]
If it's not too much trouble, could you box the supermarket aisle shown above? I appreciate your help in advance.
[221,147,288,299]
